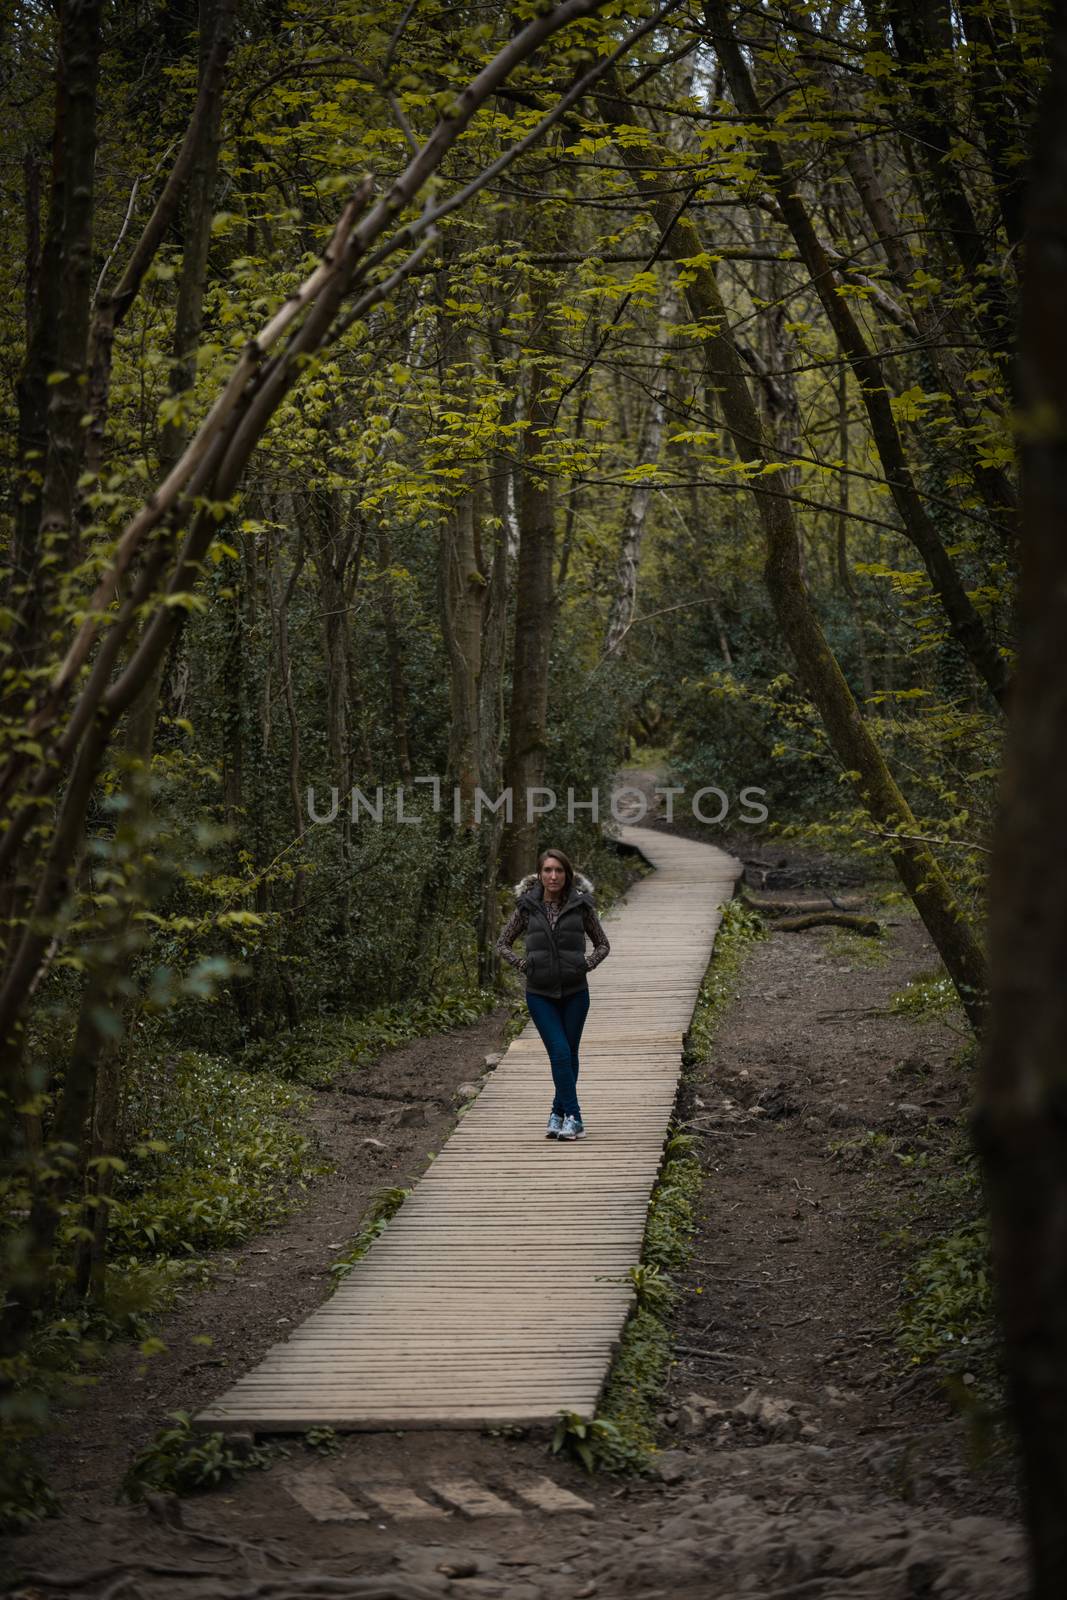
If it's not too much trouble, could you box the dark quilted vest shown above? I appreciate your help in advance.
[519,879,591,999]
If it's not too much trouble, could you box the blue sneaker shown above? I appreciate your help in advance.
[545,1112,564,1139]
[559,1114,585,1141]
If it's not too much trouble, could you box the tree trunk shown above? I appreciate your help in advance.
[957,0,1028,257]
[503,279,558,883]
[835,365,875,702]
[977,14,1067,1594]
[10,0,103,666]
[305,487,358,933]
[65,0,235,1288]
[440,483,488,819]
[477,379,513,982]
[604,293,672,659]
[273,508,309,919]
[376,519,414,785]
[158,0,231,475]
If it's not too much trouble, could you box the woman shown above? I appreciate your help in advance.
[496,847,611,1141]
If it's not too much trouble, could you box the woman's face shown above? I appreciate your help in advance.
[539,857,566,898]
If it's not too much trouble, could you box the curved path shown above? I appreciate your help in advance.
[197,826,740,1432]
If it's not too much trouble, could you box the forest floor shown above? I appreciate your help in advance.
[4,804,1027,1599]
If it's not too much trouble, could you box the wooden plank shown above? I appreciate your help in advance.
[512,1476,596,1515]
[427,1478,520,1518]
[279,1471,371,1524]
[356,1485,450,1520]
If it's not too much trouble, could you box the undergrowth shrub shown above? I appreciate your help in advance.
[122,1411,275,1500]
[109,1050,316,1255]
[0,1454,60,1536]
[897,1217,994,1374]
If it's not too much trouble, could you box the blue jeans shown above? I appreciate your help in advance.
[526,987,590,1119]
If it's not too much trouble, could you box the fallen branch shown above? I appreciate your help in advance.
[674,1343,743,1360]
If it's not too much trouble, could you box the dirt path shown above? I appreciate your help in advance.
[5,820,1026,1599]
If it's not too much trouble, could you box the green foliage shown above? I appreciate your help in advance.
[108,1052,316,1256]
[890,971,964,1026]
[121,1411,274,1501]
[304,1426,341,1455]
[886,1103,998,1392]
[329,1186,410,1289]
[685,899,766,1066]
[827,1128,924,1172]
[626,1261,674,1316]
[550,1409,641,1475]
[664,665,842,823]
[642,1133,701,1273]
[0,1453,60,1536]
[897,1219,994,1375]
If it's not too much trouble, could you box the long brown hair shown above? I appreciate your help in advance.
[537,847,574,898]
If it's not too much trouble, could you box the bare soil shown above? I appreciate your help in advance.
[4,813,1026,1600]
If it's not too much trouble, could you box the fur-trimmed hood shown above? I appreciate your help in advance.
[513,869,595,903]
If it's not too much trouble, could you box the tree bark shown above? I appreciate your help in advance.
[10,0,103,666]
[157,0,233,475]
[605,290,672,659]
[304,487,360,933]
[977,12,1067,1594]
[376,519,414,785]
[477,401,512,984]
[61,0,237,1291]
[437,306,490,821]
[503,277,558,883]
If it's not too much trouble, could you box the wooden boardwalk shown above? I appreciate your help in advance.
[197,826,740,1432]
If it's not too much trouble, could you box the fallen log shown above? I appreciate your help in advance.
[742,889,866,916]
[774,912,882,936]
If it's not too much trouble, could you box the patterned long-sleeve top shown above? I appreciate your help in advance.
[496,897,611,976]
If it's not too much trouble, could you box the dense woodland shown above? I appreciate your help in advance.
[0,0,1065,1590]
